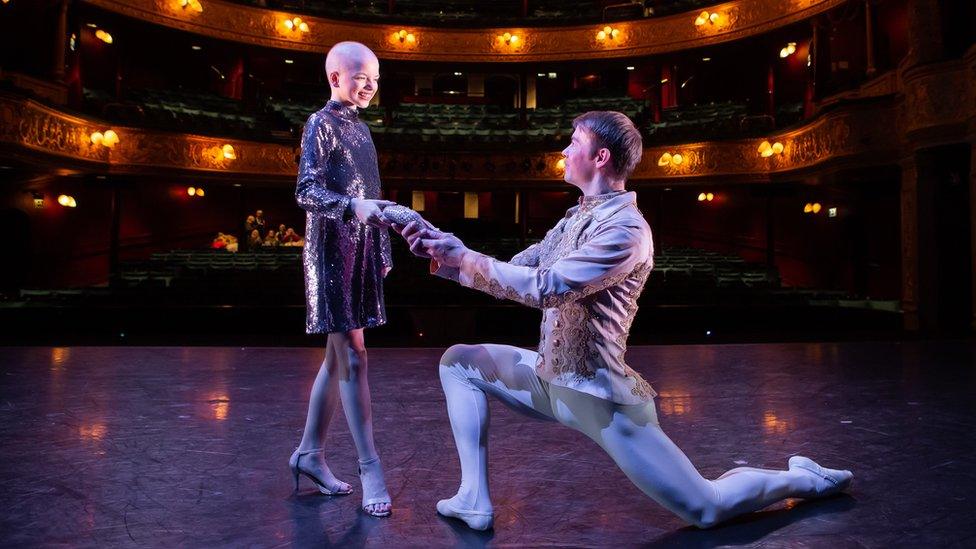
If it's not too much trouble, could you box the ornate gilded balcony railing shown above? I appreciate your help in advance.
[0,92,915,185]
[81,0,846,62]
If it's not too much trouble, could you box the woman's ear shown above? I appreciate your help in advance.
[329,71,340,88]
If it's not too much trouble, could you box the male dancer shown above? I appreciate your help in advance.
[400,111,853,530]
[289,41,393,517]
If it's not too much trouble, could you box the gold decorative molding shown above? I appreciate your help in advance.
[0,94,296,176]
[4,50,974,182]
[81,0,846,62]
[0,92,905,183]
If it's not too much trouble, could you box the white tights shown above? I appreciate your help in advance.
[438,343,825,529]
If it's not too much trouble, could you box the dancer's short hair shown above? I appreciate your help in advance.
[572,111,643,179]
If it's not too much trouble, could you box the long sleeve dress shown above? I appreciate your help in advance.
[296,100,392,334]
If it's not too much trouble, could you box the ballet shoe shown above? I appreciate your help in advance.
[289,448,353,496]
[436,495,494,531]
[789,455,853,496]
[358,456,392,517]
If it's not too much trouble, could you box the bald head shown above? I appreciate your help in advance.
[325,41,380,108]
[325,41,378,74]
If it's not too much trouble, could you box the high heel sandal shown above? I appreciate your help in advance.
[289,448,353,496]
[358,456,392,517]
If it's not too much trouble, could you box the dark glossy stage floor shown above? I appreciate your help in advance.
[2,341,975,547]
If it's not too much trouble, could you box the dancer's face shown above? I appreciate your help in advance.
[561,127,603,187]
[329,53,380,109]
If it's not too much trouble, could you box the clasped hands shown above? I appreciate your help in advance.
[350,198,469,268]
[397,221,469,268]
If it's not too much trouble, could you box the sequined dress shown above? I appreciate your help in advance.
[296,100,392,334]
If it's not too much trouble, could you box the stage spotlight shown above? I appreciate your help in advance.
[196,188,205,197]
[95,29,113,44]
[780,42,797,58]
[188,187,197,196]
[58,194,77,208]
[698,192,706,202]
[812,202,821,213]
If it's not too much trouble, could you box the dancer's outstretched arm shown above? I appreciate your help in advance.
[401,222,650,309]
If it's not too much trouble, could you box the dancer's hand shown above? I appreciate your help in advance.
[351,198,395,228]
[400,221,433,259]
[420,231,469,268]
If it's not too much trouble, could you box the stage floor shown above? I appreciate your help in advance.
[2,341,974,547]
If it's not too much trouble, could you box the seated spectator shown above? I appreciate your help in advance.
[278,224,287,239]
[255,210,267,233]
[281,227,302,244]
[245,215,258,236]
[262,229,279,247]
[247,229,263,251]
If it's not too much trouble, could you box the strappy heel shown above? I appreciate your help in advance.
[289,448,353,496]
[358,456,392,517]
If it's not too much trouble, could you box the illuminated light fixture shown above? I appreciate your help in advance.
[284,17,309,32]
[537,72,545,77]
[453,71,463,76]
[284,59,294,64]
[702,57,711,61]
[626,66,635,71]
[660,78,669,84]
[757,140,784,157]
[1,1,10,4]
[191,45,202,51]
[196,188,205,197]
[555,158,565,171]
[695,10,720,26]
[86,23,98,28]
[597,25,620,41]
[95,29,113,44]
[178,0,203,13]
[394,29,416,44]
[90,129,119,148]
[658,152,683,167]
[222,144,236,160]
[57,194,77,208]
[499,32,519,46]
[780,42,797,58]
[803,202,822,214]
[697,192,715,202]
[187,186,196,196]
[548,72,557,79]
[828,207,837,217]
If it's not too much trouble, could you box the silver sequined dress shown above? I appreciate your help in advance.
[296,100,392,334]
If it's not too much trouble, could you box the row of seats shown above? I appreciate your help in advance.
[84,87,783,146]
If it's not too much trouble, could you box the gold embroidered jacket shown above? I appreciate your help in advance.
[435,191,656,405]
